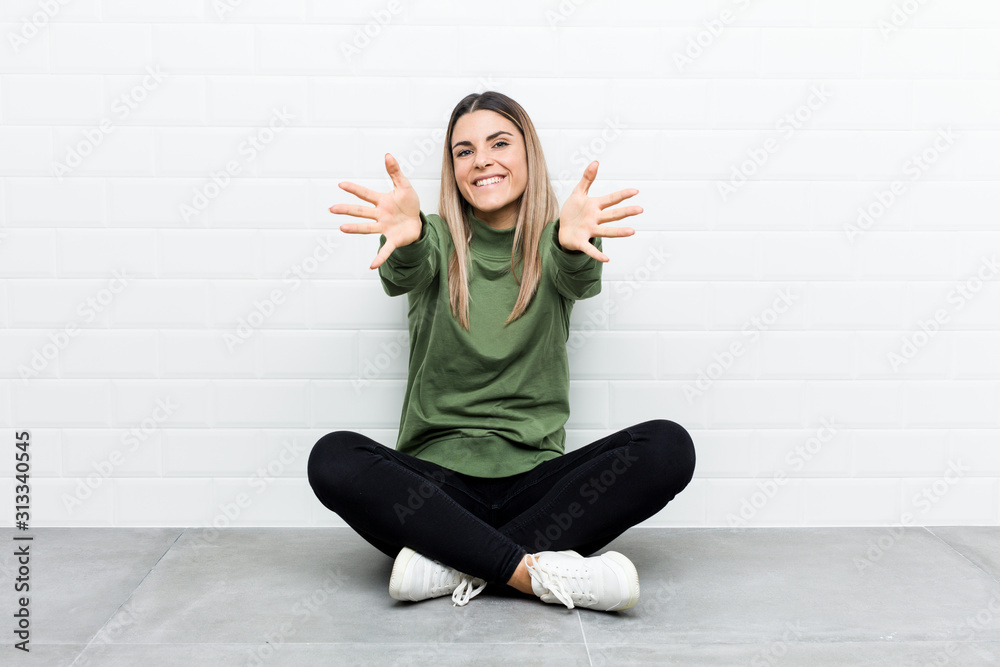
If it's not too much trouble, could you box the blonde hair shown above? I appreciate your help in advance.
[438,91,559,331]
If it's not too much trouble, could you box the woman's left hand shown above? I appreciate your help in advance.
[558,160,642,263]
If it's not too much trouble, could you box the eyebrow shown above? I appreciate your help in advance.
[451,130,514,152]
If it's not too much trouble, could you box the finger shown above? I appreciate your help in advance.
[597,205,643,224]
[329,203,379,221]
[592,225,636,237]
[581,244,610,263]
[598,188,640,209]
[575,160,598,196]
[338,221,383,234]
[384,153,410,190]
[339,181,378,205]
[370,240,394,270]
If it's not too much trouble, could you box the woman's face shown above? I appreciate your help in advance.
[450,109,528,230]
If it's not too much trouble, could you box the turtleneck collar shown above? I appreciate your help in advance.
[468,210,516,259]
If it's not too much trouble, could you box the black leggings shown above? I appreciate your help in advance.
[306,419,696,585]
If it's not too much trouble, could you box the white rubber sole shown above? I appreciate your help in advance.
[601,550,640,611]
[389,546,417,601]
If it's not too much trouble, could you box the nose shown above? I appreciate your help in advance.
[474,153,493,170]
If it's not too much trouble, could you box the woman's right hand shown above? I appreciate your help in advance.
[330,153,422,270]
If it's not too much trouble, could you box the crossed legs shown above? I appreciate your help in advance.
[306,420,696,588]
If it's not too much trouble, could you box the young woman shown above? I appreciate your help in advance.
[307,91,695,612]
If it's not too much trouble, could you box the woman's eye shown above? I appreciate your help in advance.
[455,140,508,158]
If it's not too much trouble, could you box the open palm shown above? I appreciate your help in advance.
[330,153,422,270]
[558,160,642,263]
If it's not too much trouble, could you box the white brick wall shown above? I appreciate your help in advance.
[1,1,998,527]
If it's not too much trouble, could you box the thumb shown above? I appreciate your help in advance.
[385,153,404,189]
[370,238,394,270]
[577,160,598,196]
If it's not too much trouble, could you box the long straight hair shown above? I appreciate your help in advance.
[438,91,559,331]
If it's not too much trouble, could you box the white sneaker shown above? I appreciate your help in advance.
[525,550,640,611]
[389,547,487,607]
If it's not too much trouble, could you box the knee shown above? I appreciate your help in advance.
[306,430,365,493]
[635,419,696,488]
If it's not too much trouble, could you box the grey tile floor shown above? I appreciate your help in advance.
[2,526,1000,666]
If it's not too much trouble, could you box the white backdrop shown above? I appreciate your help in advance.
[1,0,998,527]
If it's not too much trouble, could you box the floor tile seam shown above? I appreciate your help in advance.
[923,526,1000,586]
[577,611,594,667]
[67,528,186,667]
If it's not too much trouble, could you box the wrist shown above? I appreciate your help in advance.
[555,219,586,255]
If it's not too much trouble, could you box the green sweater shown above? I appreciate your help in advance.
[376,209,603,478]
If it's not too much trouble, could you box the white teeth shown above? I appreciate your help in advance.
[475,176,504,186]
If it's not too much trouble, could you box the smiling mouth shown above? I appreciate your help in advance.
[474,175,506,187]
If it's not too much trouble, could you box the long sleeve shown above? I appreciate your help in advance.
[377,210,439,296]
[545,218,603,301]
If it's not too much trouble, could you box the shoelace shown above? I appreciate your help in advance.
[422,556,486,606]
[525,554,593,610]
[451,574,486,606]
